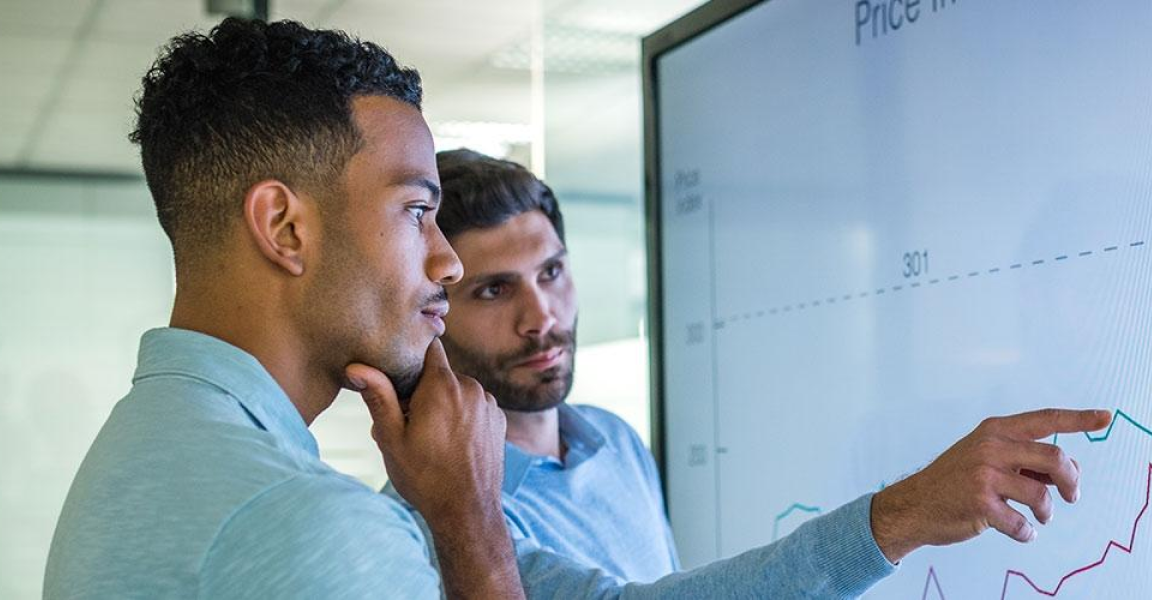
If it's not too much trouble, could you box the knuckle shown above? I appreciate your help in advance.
[1008,515,1028,538]
[979,416,1002,433]
[1029,483,1050,508]
[973,438,1001,462]
[977,494,1001,516]
[1044,444,1067,465]
[458,376,484,398]
[1040,408,1066,428]
[972,464,999,489]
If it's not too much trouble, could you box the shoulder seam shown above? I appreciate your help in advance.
[194,473,308,598]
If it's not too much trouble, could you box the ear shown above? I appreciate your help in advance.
[242,180,311,277]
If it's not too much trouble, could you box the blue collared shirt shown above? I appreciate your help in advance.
[44,328,442,599]
[482,404,680,582]
[46,327,896,599]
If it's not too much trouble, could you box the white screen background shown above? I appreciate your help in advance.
[657,0,1152,597]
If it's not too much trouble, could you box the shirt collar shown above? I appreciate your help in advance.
[502,403,609,495]
[132,327,319,457]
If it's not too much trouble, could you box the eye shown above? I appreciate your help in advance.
[407,205,431,224]
[476,282,505,300]
[542,262,563,281]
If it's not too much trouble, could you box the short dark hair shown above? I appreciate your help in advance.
[130,18,422,265]
[435,149,565,243]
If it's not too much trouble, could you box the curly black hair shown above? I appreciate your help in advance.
[435,149,566,244]
[130,18,422,265]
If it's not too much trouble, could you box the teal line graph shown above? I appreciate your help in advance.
[1053,409,1152,446]
[772,483,886,542]
[771,503,822,541]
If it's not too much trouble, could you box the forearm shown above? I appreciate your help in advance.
[514,493,895,599]
[429,505,524,600]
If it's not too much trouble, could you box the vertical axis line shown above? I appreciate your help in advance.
[707,197,723,557]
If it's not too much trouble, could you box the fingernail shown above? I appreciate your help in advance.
[347,376,365,391]
[1073,488,1081,503]
[1027,528,1038,542]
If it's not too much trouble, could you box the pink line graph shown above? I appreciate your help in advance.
[920,462,1151,600]
[922,565,946,599]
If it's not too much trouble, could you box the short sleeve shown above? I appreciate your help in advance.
[199,475,442,599]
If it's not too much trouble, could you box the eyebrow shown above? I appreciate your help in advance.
[393,175,441,202]
[461,248,568,288]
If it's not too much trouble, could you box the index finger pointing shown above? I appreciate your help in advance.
[997,408,1113,440]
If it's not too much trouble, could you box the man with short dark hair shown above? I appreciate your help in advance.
[44,19,521,599]
[389,148,1116,594]
[434,148,678,582]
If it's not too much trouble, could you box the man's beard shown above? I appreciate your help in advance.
[386,287,450,404]
[388,364,423,404]
[442,328,577,413]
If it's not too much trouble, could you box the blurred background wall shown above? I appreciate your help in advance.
[0,0,705,596]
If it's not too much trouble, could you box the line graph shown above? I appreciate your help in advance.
[770,503,821,541]
[919,462,1152,600]
[1053,409,1152,446]
[922,566,946,600]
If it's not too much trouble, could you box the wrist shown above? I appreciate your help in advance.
[871,479,922,563]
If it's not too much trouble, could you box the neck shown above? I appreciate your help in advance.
[504,406,564,460]
[169,279,340,426]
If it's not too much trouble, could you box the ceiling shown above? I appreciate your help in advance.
[0,0,702,176]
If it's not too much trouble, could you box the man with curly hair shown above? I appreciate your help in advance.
[44,18,520,599]
[44,17,1114,600]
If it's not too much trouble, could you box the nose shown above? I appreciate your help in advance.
[517,285,557,338]
[427,224,463,286]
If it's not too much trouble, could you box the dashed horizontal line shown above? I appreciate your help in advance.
[711,238,1148,328]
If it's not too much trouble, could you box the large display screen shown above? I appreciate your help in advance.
[647,0,1152,596]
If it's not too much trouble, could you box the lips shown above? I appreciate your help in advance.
[421,302,449,335]
[515,347,565,371]
[421,302,449,319]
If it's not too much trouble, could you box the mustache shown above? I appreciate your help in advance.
[501,329,576,368]
[420,287,448,308]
